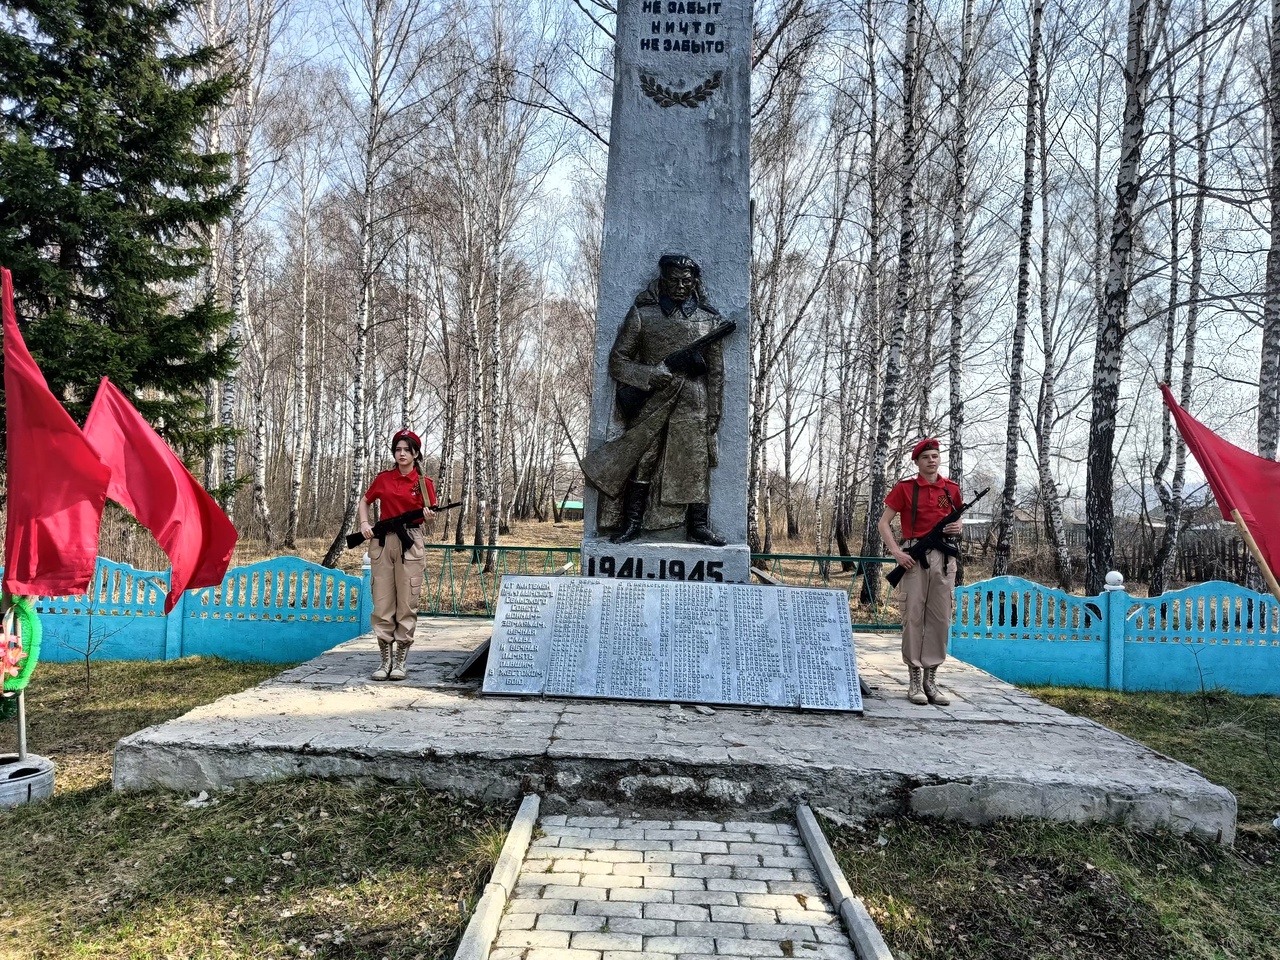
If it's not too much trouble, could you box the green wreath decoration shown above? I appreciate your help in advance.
[1,598,41,721]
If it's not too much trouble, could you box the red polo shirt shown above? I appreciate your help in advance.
[364,468,437,520]
[885,475,962,540]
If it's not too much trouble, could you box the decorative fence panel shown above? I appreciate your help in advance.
[180,559,367,663]
[26,557,368,664]
[951,577,1280,695]
[34,558,170,662]
[951,577,1108,688]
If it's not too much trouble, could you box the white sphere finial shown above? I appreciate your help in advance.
[1104,570,1124,591]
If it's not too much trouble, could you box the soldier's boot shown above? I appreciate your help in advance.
[611,482,650,544]
[389,642,411,681]
[371,640,393,681]
[907,666,929,705]
[686,504,726,546]
[923,666,951,706]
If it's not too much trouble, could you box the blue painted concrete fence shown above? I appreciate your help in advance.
[950,576,1280,695]
[27,557,371,664]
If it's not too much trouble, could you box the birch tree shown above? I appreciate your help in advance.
[947,0,977,496]
[1261,0,1280,458]
[217,0,292,519]
[322,0,436,567]
[994,0,1043,577]
[1084,0,1166,594]
[861,0,920,597]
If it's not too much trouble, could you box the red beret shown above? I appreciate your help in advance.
[392,429,421,450]
[911,437,940,461]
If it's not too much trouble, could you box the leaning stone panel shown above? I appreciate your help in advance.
[482,576,862,712]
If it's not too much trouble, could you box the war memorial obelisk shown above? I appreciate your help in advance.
[577,0,752,583]
[480,0,862,711]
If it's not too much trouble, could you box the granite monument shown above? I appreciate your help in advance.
[580,0,752,585]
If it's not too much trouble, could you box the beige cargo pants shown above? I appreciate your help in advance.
[899,547,956,668]
[369,527,426,650]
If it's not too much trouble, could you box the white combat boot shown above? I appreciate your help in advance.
[923,666,951,706]
[371,641,393,681]
[907,666,929,705]
[389,643,410,681]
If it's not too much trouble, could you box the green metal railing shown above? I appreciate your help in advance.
[419,545,902,630]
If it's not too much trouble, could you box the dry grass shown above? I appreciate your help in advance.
[0,658,515,960]
[825,688,1280,960]
[12,657,285,793]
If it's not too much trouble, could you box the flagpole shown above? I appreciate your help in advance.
[0,591,22,761]
[1231,509,1280,606]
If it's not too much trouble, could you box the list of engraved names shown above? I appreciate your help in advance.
[483,577,861,711]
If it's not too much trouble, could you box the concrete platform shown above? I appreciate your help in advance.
[113,618,1237,844]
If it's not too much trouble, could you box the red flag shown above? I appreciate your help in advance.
[1160,384,1280,577]
[2,267,111,596]
[82,377,237,612]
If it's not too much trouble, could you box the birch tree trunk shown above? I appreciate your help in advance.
[1033,45,1071,591]
[947,0,974,496]
[221,157,249,514]
[994,0,1042,578]
[1154,3,1215,594]
[852,44,882,573]
[322,177,376,567]
[307,279,327,531]
[434,258,458,541]
[284,174,313,549]
[484,217,505,567]
[1085,0,1158,594]
[1262,0,1280,459]
[251,369,276,547]
[860,0,919,601]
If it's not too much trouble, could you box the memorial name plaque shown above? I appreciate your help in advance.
[483,576,862,712]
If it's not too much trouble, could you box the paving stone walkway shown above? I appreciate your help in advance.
[491,814,855,960]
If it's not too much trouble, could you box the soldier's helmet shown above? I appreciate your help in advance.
[658,254,700,277]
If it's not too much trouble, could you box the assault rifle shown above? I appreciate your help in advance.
[346,502,462,551]
[615,320,737,420]
[885,487,989,588]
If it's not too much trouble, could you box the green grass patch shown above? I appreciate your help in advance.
[824,687,1280,960]
[10,657,285,793]
[1031,687,1280,828]
[0,658,515,959]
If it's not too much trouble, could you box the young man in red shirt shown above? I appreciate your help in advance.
[877,438,963,706]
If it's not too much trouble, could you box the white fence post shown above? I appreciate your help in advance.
[1104,570,1126,691]
[358,552,373,634]
[164,585,185,661]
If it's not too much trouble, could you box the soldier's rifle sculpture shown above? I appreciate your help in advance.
[614,320,736,419]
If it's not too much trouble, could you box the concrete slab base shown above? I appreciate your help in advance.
[112,618,1237,844]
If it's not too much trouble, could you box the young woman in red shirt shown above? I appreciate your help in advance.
[357,429,437,680]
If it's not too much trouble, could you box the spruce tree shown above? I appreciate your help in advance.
[0,0,237,447]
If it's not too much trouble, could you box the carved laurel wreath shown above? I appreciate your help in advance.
[639,71,724,109]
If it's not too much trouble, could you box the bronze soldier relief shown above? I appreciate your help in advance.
[581,255,735,546]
